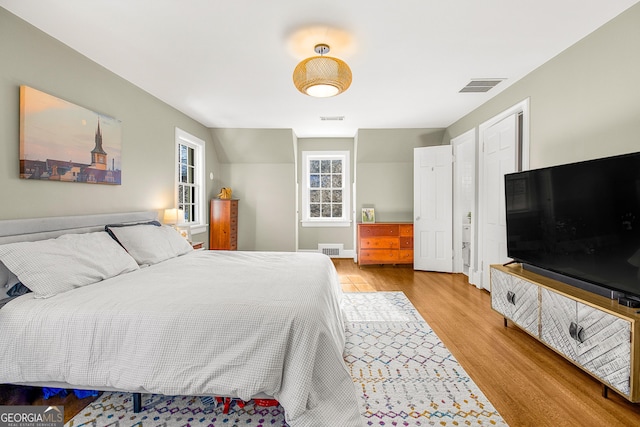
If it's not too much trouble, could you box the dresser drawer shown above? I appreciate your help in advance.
[398,250,413,263]
[358,224,399,237]
[359,249,399,264]
[399,224,413,237]
[360,237,399,249]
[399,237,413,249]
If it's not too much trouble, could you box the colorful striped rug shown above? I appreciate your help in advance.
[67,292,507,426]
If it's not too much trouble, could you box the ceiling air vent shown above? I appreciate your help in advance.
[459,79,504,93]
[320,116,345,121]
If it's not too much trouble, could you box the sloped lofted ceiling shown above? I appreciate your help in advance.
[1,0,638,138]
[211,128,296,164]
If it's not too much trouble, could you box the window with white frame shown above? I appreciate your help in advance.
[175,128,206,234]
[301,151,351,227]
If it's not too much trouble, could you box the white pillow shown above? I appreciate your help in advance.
[106,224,193,266]
[0,231,140,298]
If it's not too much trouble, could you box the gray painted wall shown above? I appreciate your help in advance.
[211,129,443,252]
[356,129,445,223]
[223,162,297,251]
[211,128,297,251]
[444,2,640,168]
[0,8,220,245]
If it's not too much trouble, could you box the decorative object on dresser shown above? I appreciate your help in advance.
[491,263,640,402]
[357,223,413,266]
[217,187,232,199]
[209,198,238,250]
[176,225,192,242]
[361,207,375,223]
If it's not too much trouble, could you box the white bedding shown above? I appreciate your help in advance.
[0,250,363,427]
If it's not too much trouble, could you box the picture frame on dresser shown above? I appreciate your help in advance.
[361,208,375,223]
[176,225,192,242]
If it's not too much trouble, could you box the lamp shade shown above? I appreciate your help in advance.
[293,44,352,97]
[163,208,184,225]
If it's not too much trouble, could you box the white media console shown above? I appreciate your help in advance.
[490,263,640,402]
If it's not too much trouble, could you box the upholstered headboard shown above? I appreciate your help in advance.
[0,211,158,245]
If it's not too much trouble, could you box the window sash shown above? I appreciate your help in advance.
[178,180,198,223]
[302,151,350,226]
[175,128,205,231]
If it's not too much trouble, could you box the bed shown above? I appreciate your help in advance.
[0,211,363,427]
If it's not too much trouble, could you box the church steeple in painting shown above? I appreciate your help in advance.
[90,118,107,170]
[20,85,122,185]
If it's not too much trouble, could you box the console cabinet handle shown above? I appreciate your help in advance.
[569,322,578,340]
[506,291,516,305]
[569,322,586,343]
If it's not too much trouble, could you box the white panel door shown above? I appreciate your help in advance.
[481,114,517,289]
[452,129,475,276]
[413,146,453,272]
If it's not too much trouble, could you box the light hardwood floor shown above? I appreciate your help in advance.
[333,259,640,427]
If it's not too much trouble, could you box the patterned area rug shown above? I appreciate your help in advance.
[67,292,507,427]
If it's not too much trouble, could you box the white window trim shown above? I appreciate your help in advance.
[175,128,206,235]
[301,150,351,228]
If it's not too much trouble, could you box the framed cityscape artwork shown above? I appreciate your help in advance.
[19,85,122,185]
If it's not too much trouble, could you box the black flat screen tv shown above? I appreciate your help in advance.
[504,151,640,300]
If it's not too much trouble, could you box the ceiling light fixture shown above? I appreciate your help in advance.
[293,44,352,97]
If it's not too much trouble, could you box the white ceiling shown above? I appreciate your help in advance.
[2,0,638,138]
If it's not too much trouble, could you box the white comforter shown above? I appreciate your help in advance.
[0,251,363,427]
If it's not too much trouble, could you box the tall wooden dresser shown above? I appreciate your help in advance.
[357,223,413,266]
[209,199,238,250]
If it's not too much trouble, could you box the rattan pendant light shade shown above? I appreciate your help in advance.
[293,44,352,97]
